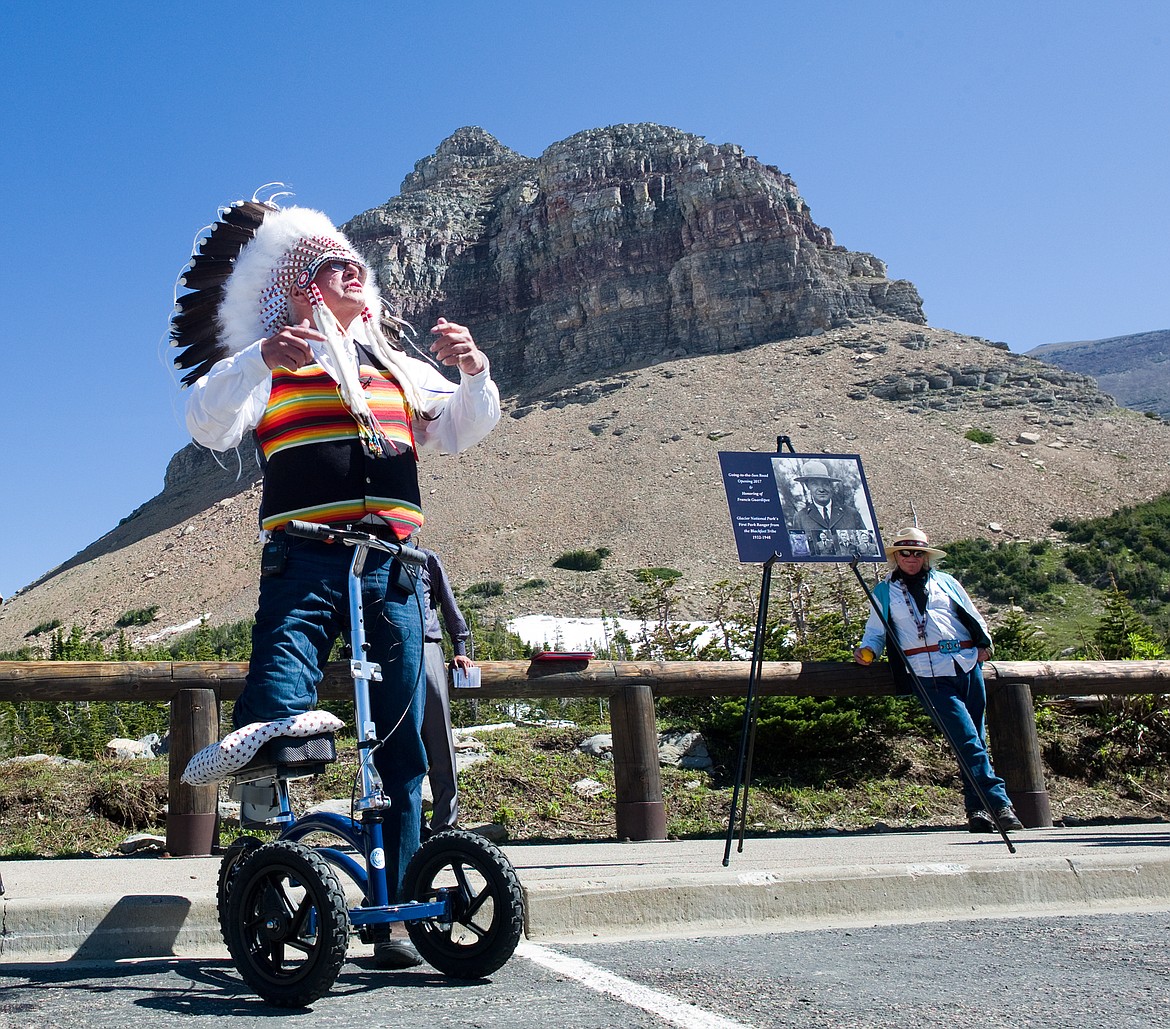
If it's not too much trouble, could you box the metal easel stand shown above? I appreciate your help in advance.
[722,555,777,866]
[723,436,796,866]
[848,557,1016,855]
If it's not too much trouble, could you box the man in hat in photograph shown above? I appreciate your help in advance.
[787,460,867,535]
[852,527,1025,834]
[173,197,501,968]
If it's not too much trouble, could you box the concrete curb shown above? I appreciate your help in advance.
[3,826,1170,962]
[523,854,1170,941]
[1,894,221,962]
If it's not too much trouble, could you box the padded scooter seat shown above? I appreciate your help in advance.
[255,732,337,767]
[181,711,345,785]
[230,731,339,787]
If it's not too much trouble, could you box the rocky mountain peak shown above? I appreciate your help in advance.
[346,122,926,397]
[399,126,531,194]
[1029,329,1170,418]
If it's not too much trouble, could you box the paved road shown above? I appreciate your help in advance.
[2,911,1167,1028]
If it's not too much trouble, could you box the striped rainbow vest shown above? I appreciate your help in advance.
[254,355,424,539]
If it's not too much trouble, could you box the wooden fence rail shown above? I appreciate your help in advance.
[4,659,1169,855]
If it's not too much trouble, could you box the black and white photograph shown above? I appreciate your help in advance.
[773,455,882,560]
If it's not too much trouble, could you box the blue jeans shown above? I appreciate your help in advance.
[236,535,427,900]
[920,670,1012,813]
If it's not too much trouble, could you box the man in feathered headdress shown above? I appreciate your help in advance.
[173,197,501,968]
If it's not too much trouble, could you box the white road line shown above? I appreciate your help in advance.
[517,942,751,1029]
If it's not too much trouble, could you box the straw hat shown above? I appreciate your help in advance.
[885,526,947,563]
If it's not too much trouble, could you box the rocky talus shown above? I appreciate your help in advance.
[4,318,1169,653]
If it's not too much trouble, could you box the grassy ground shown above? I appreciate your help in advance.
[1006,580,1107,655]
[1,705,1167,858]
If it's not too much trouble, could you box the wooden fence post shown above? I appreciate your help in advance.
[610,684,667,840]
[985,679,1053,828]
[167,688,220,856]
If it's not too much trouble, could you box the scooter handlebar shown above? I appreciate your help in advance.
[283,520,428,566]
[395,543,428,566]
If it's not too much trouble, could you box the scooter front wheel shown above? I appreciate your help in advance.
[225,839,350,1007]
[403,829,524,978]
[216,835,263,947]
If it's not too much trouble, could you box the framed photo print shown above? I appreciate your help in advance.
[719,451,884,564]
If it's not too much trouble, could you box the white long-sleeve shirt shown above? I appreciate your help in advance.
[185,338,500,456]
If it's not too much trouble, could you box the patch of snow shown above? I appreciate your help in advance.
[138,615,207,643]
[507,614,720,653]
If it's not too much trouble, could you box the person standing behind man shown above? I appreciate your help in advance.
[419,546,475,837]
[853,527,1025,834]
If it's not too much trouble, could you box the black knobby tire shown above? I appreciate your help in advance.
[402,829,524,978]
[216,835,263,946]
[224,839,350,1007]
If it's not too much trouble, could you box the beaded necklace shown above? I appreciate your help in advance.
[896,579,928,642]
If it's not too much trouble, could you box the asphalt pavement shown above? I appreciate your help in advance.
[2,822,1169,962]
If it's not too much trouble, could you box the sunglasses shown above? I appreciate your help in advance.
[313,259,365,280]
[895,549,925,557]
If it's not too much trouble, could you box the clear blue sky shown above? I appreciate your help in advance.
[1,1,1167,600]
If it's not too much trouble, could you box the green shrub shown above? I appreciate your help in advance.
[637,567,682,581]
[115,607,159,628]
[964,427,996,444]
[1055,493,1170,617]
[168,618,254,661]
[25,620,62,638]
[465,581,505,598]
[941,538,1068,607]
[553,548,610,572]
[991,609,1051,660]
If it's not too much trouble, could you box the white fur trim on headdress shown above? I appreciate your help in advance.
[217,206,378,355]
[195,200,424,423]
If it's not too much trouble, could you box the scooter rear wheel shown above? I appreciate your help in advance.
[403,829,524,978]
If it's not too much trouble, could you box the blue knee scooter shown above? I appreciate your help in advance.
[218,521,523,1007]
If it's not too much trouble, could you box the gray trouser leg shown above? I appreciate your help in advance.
[421,641,458,830]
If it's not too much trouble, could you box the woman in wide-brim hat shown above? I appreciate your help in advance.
[883,526,947,564]
[855,526,1025,835]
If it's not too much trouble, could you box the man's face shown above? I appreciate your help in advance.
[290,259,367,325]
[809,479,834,505]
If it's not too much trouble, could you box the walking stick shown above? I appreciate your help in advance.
[849,558,1016,855]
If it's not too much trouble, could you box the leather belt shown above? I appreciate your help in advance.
[903,640,974,656]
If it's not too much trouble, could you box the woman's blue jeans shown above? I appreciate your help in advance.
[235,534,427,901]
[921,669,1012,813]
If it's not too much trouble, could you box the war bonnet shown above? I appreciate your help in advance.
[171,195,383,384]
[171,193,426,452]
